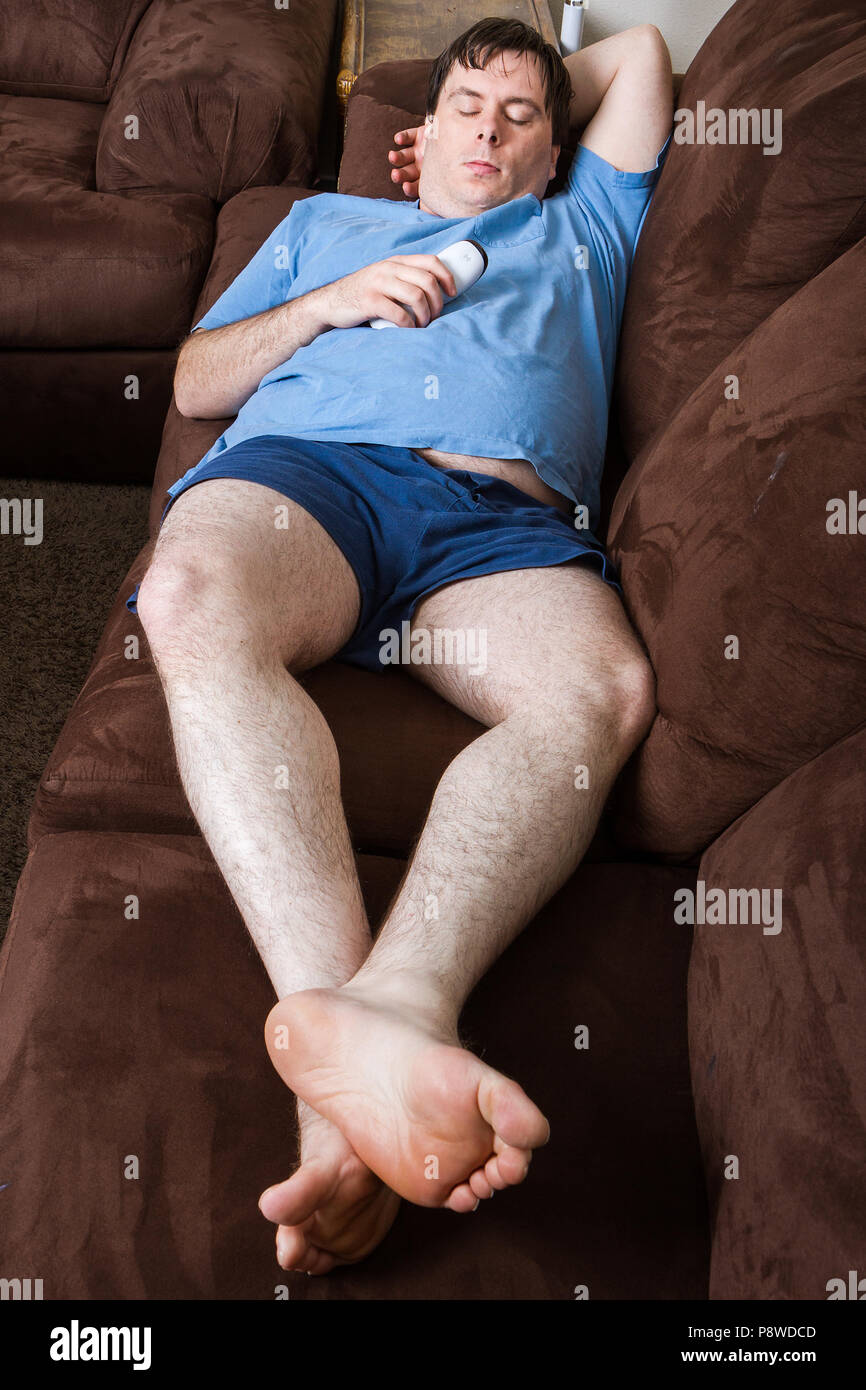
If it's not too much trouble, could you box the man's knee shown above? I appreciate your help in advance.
[605,650,657,751]
[136,553,226,653]
[136,546,346,675]
[540,649,656,751]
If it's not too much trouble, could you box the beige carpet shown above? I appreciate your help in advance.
[1,477,151,942]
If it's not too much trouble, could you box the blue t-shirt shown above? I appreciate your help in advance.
[171,131,671,528]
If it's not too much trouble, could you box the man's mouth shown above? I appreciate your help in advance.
[464,160,499,174]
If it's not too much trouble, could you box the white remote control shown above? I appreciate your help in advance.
[368,237,488,328]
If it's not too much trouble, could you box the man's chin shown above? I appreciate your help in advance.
[418,179,514,218]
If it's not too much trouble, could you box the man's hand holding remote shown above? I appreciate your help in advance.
[315,253,457,330]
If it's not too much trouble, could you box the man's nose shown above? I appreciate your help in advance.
[467,106,502,143]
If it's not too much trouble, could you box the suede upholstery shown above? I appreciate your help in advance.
[0,834,705,1299]
[0,0,338,480]
[609,236,866,857]
[96,0,336,201]
[1,0,864,1301]
[689,726,866,1299]
[615,0,866,462]
[0,0,150,101]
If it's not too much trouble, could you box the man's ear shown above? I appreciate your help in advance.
[549,142,561,180]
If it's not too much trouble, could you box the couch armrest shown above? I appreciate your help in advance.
[688,724,866,1298]
[96,0,337,201]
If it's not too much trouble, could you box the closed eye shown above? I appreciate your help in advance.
[458,110,530,125]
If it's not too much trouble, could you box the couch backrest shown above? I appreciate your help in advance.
[0,0,151,102]
[616,0,866,463]
[605,0,866,859]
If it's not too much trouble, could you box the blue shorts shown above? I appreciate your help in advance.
[126,435,622,674]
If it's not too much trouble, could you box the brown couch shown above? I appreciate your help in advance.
[0,0,338,482]
[1,0,864,1300]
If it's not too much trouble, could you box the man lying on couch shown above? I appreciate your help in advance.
[127,17,673,1274]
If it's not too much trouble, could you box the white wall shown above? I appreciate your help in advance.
[555,0,737,75]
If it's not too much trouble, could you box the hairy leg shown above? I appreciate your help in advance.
[265,562,656,1215]
[138,479,369,995]
[137,478,399,1274]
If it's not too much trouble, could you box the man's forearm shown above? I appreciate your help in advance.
[174,287,331,420]
[563,25,659,130]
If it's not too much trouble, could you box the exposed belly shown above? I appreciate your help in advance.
[414,447,574,518]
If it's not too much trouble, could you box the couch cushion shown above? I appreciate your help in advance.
[0,94,103,200]
[96,0,339,199]
[0,91,214,347]
[607,233,866,858]
[688,726,866,1298]
[339,60,437,201]
[0,831,706,1297]
[616,0,866,462]
[0,91,213,349]
[0,0,149,102]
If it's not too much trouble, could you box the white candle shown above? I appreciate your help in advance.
[560,0,586,56]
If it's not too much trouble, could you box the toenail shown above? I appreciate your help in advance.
[472,1198,480,1211]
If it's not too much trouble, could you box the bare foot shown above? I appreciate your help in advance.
[259,1100,401,1275]
[263,976,550,1211]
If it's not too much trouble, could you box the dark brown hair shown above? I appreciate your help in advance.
[426,18,573,148]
